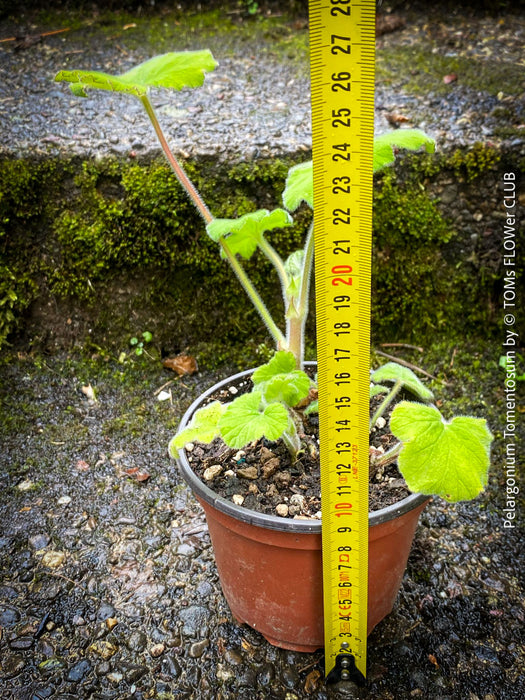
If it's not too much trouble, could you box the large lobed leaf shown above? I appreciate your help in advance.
[373,129,435,173]
[281,130,434,213]
[252,351,310,407]
[390,402,493,502]
[219,391,289,448]
[371,362,434,401]
[55,50,218,97]
[206,209,292,259]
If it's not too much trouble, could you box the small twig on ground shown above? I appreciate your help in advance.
[154,379,175,395]
[36,569,99,602]
[297,658,321,674]
[375,350,439,382]
[0,27,70,46]
[380,342,425,353]
[114,43,130,56]
[404,620,421,636]
[450,346,458,368]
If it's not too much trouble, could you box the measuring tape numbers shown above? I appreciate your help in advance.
[309,0,376,683]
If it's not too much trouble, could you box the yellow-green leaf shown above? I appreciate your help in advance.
[219,391,289,448]
[283,161,313,211]
[372,362,434,401]
[206,209,292,259]
[373,129,435,173]
[390,401,493,502]
[169,400,225,453]
[55,50,217,97]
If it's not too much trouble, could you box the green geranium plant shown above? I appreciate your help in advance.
[55,51,492,503]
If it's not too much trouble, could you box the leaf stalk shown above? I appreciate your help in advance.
[370,379,402,431]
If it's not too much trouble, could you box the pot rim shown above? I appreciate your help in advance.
[173,364,430,534]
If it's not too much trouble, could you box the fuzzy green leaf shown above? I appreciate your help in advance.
[390,402,493,502]
[252,351,296,382]
[55,50,218,97]
[370,384,389,398]
[283,161,314,211]
[282,131,433,210]
[304,399,319,415]
[219,391,289,448]
[169,401,225,452]
[252,351,310,407]
[206,209,292,259]
[284,249,304,299]
[371,362,434,401]
[263,374,310,406]
[373,129,435,173]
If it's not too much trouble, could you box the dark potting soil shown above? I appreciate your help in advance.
[183,373,411,519]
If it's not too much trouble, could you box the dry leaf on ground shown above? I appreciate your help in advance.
[162,354,198,376]
[124,467,150,482]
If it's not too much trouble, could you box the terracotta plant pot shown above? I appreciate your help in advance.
[174,367,429,653]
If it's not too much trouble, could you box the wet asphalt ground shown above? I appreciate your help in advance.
[0,349,523,700]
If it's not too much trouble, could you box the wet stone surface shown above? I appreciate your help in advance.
[0,4,523,161]
[0,351,523,699]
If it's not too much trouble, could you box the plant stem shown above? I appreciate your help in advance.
[219,241,287,349]
[370,379,402,431]
[258,239,289,300]
[281,428,301,461]
[286,317,303,369]
[141,93,286,350]
[372,442,402,468]
[298,221,315,318]
[140,95,213,224]
[286,222,314,369]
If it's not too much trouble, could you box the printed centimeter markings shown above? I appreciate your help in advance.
[310,0,375,682]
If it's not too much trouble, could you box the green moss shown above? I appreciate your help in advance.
[369,140,518,341]
[48,155,304,301]
[45,420,90,446]
[492,125,525,140]
[0,153,308,365]
[29,5,309,77]
[0,159,71,344]
[377,46,524,98]
[411,143,502,183]
[103,411,144,439]
[49,159,186,298]
[372,169,456,339]
[0,264,29,347]
[0,143,522,363]
[443,143,501,182]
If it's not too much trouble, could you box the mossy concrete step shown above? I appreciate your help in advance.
[0,4,524,362]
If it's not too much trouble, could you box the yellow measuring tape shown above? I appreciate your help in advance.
[309,0,375,683]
